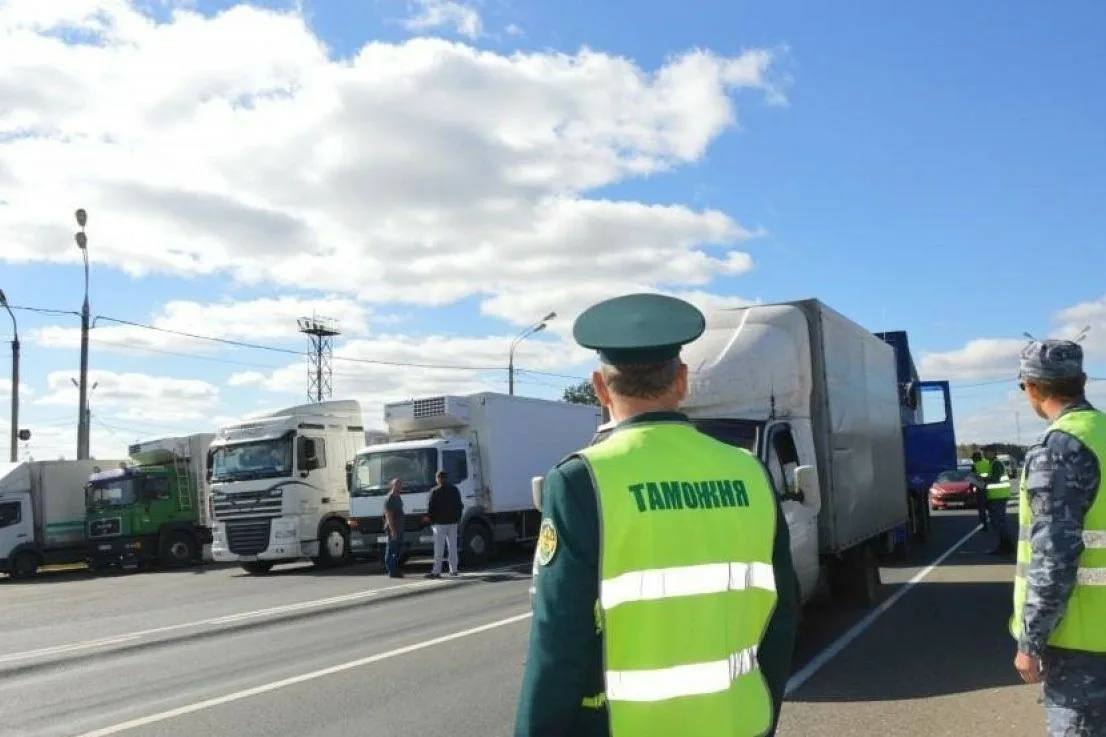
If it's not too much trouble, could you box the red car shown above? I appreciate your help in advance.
[930,469,979,510]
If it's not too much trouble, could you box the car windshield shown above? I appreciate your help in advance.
[87,477,140,508]
[937,470,969,483]
[211,436,293,482]
[352,448,438,496]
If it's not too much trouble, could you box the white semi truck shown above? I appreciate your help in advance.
[349,393,601,567]
[208,400,365,574]
[680,299,913,605]
[0,460,123,578]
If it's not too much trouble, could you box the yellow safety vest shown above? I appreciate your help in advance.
[1011,409,1106,652]
[578,421,778,737]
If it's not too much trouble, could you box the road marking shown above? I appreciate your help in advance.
[75,611,534,737]
[0,566,527,665]
[784,523,983,696]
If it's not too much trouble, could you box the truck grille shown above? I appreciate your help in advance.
[213,492,282,521]
[226,519,272,555]
[89,517,121,538]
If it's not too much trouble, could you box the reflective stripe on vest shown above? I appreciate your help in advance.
[1011,408,1106,653]
[986,480,1012,502]
[579,421,778,737]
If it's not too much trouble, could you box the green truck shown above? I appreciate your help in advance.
[86,433,214,570]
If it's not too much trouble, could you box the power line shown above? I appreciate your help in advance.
[9,304,81,318]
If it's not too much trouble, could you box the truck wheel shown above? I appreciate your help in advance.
[9,551,39,579]
[832,544,881,608]
[240,561,273,575]
[461,521,493,569]
[159,532,197,568]
[917,501,931,542]
[313,519,350,568]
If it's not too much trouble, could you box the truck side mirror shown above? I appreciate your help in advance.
[794,465,821,512]
[531,476,544,510]
[345,461,354,493]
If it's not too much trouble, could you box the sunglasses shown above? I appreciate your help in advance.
[1019,382,1028,392]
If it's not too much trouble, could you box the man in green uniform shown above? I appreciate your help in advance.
[515,293,799,737]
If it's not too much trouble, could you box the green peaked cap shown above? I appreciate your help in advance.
[573,293,706,365]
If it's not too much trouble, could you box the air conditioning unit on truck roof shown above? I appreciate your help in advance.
[385,395,472,435]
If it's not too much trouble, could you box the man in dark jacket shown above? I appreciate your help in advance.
[426,470,463,578]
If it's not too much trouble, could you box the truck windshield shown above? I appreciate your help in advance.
[352,448,438,496]
[211,437,293,482]
[88,477,141,508]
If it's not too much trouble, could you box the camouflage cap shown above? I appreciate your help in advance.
[1018,339,1084,381]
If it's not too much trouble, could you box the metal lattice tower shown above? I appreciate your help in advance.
[297,315,341,402]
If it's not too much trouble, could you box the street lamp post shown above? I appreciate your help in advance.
[0,289,18,462]
[509,312,556,396]
[75,208,91,460]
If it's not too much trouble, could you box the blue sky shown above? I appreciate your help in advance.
[0,0,1104,458]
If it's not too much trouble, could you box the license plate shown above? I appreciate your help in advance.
[376,536,388,544]
[98,544,111,551]
[419,536,433,544]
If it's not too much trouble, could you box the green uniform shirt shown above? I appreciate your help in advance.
[515,411,800,737]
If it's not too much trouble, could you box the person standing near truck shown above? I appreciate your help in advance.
[425,470,462,578]
[1010,339,1106,736]
[984,449,1014,555]
[971,450,992,530]
[515,293,798,737]
[383,478,405,578]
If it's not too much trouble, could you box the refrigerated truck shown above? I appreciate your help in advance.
[0,460,124,578]
[209,400,364,574]
[679,299,914,606]
[86,433,215,569]
[348,393,602,567]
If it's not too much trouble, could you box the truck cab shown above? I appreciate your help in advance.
[0,487,35,578]
[209,400,363,574]
[86,447,209,570]
[348,436,478,560]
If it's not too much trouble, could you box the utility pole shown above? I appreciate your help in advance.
[0,290,18,462]
[75,208,91,459]
[509,312,556,396]
[298,316,340,402]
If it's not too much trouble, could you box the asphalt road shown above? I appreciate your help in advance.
[0,505,1045,737]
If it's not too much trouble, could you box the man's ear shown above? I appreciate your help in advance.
[593,370,613,408]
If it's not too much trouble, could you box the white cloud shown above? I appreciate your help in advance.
[954,381,1106,445]
[29,296,371,355]
[237,331,591,426]
[920,292,1106,382]
[919,338,1025,381]
[0,2,780,312]
[227,370,267,387]
[403,0,482,39]
[34,369,219,424]
[0,378,33,399]
[1054,294,1106,359]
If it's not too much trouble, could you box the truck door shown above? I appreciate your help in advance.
[902,381,957,492]
[442,448,472,508]
[0,495,33,558]
[764,422,820,603]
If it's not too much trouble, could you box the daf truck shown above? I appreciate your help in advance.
[209,400,364,574]
[679,300,931,606]
[0,460,123,578]
[348,393,601,567]
[86,433,215,570]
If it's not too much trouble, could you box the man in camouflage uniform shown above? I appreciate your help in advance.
[1012,340,1106,736]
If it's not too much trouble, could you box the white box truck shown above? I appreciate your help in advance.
[349,393,601,567]
[208,400,365,574]
[0,460,124,578]
[680,299,910,606]
[86,433,215,570]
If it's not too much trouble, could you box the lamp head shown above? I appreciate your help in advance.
[0,289,7,306]
[75,209,87,227]
[75,232,87,249]
[533,323,547,334]
[542,312,556,322]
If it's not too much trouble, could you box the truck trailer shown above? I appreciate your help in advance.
[680,300,917,606]
[86,433,215,570]
[349,393,601,567]
[209,400,365,574]
[0,460,123,578]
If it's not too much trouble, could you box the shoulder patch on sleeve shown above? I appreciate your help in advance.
[537,518,558,566]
